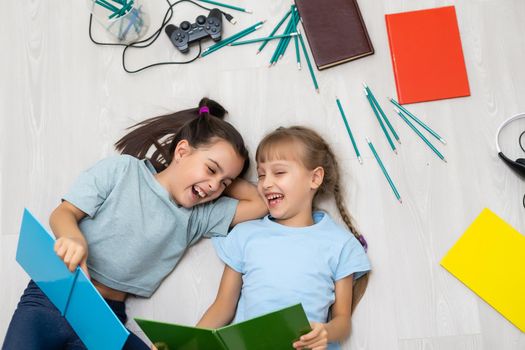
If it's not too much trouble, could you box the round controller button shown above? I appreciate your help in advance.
[196,15,206,25]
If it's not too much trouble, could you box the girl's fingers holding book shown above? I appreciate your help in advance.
[63,247,77,271]
[54,238,66,258]
[69,248,86,272]
[308,341,328,350]
[293,323,328,349]
[54,237,88,272]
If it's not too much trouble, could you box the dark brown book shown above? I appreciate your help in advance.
[294,0,374,70]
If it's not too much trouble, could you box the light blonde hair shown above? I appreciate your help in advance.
[256,126,369,310]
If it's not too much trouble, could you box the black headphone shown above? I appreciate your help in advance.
[496,112,525,176]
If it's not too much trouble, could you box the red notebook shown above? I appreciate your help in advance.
[385,6,470,104]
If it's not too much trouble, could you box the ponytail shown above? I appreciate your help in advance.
[115,98,249,175]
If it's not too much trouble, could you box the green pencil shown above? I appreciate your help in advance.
[257,8,292,53]
[389,98,446,145]
[336,98,362,164]
[395,108,446,162]
[298,30,319,92]
[277,7,298,60]
[230,33,298,46]
[365,89,396,153]
[363,83,400,144]
[109,0,133,19]
[202,21,265,57]
[293,8,301,70]
[195,0,251,13]
[366,137,402,203]
[95,0,119,13]
[270,8,295,65]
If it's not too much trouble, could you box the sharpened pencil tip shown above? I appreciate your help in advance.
[298,63,301,70]
[362,82,368,88]
[397,139,402,144]
[399,198,403,204]
[316,89,320,93]
[245,9,253,13]
[358,157,363,164]
[443,158,447,163]
[441,139,447,145]
[394,149,398,155]
[256,50,260,55]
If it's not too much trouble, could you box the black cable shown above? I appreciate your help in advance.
[519,130,525,153]
[88,0,233,73]
[518,131,525,208]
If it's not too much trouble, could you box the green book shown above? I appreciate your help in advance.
[135,304,311,350]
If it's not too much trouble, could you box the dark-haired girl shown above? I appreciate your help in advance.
[3,98,267,350]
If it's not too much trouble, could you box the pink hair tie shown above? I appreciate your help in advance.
[199,106,210,115]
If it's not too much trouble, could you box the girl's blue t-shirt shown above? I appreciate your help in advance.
[63,155,238,297]
[212,212,371,350]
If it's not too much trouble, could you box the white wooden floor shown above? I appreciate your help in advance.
[2,0,525,349]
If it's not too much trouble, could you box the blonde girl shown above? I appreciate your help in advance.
[198,126,370,350]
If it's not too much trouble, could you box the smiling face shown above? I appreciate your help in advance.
[157,138,245,208]
[256,143,324,227]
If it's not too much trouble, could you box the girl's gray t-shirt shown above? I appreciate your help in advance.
[63,155,238,297]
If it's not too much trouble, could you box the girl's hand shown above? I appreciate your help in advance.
[293,322,328,350]
[54,236,89,278]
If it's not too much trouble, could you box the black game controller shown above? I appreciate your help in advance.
[165,8,223,53]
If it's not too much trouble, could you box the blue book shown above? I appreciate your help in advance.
[16,209,129,349]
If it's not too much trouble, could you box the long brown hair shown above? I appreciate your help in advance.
[115,98,249,176]
[256,126,369,310]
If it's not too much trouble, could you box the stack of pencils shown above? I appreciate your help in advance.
[336,85,447,204]
[229,5,319,92]
[93,0,134,19]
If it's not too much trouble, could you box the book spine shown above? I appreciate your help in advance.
[214,330,230,350]
[385,14,404,104]
[62,268,80,316]
[293,1,321,70]
[352,0,374,54]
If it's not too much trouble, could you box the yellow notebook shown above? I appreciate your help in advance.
[440,208,525,332]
